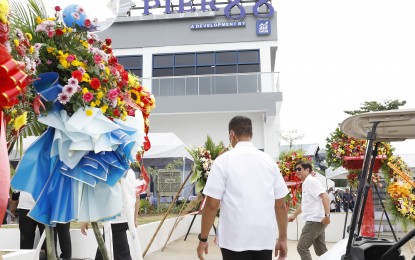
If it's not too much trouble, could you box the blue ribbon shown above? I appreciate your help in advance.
[33,72,63,111]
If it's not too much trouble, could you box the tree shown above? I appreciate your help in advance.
[277,129,305,149]
[344,99,406,115]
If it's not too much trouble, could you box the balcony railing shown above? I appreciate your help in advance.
[141,72,279,97]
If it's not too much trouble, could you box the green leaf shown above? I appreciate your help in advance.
[195,179,205,193]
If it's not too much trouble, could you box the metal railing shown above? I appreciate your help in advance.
[141,72,279,97]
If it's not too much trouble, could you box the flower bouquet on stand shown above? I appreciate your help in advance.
[6,0,155,258]
[277,150,312,209]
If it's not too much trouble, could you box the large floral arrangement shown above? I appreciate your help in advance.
[277,150,312,208]
[326,127,393,187]
[7,0,156,226]
[188,136,226,193]
[382,156,415,226]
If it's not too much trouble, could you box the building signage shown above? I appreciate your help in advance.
[190,21,246,30]
[256,20,271,35]
[143,0,274,20]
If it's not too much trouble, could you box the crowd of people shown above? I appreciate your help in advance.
[328,187,356,213]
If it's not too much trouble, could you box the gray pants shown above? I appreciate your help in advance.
[297,221,328,260]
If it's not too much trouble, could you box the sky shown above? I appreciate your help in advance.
[35,0,415,154]
[274,0,415,154]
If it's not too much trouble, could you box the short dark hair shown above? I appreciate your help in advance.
[295,160,313,172]
[229,116,253,137]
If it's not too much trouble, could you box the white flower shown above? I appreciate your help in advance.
[67,77,79,86]
[57,92,70,104]
[33,43,42,51]
[62,85,77,96]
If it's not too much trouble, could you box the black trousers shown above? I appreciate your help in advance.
[220,248,272,260]
[55,223,72,258]
[18,209,72,258]
[18,209,45,250]
[96,222,132,260]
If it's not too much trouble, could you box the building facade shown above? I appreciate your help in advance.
[99,0,283,158]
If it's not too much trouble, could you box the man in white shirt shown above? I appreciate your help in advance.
[288,161,331,260]
[196,115,289,260]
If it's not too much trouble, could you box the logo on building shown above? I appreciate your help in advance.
[256,20,271,35]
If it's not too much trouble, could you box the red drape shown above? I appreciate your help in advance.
[361,187,375,237]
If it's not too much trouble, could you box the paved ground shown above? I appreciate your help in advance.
[145,234,414,260]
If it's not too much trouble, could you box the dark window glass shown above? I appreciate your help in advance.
[216,65,237,74]
[129,69,142,78]
[216,52,236,64]
[118,56,142,67]
[196,53,214,65]
[238,51,259,63]
[175,67,195,76]
[153,68,173,77]
[238,64,260,73]
[196,66,214,75]
[154,55,173,67]
[175,54,195,66]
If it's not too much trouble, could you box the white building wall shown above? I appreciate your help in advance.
[149,112,266,150]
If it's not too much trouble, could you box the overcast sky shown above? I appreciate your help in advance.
[275,0,415,154]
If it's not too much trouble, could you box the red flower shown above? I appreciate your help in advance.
[55,28,64,36]
[55,6,61,11]
[113,109,120,117]
[105,48,112,54]
[87,38,94,44]
[72,70,83,82]
[108,56,118,66]
[105,38,112,46]
[90,78,101,90]
[84,19,91,28]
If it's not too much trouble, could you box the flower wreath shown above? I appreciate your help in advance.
[277,150,312,208]
[326,127,393,187]
[382,155,415,226]
[188,136,227,193]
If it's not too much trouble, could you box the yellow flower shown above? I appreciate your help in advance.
[68,28,73,33]
[90,102,96,107]
[47,17,56,21]
[29,46,35,54]
[85,109,93,116]
[25,33,32,41]
[47,47,54,53]
[100,105,108,113]
[82,73,90,82]
[36,16,43,24]
[96,92,104,99]
[82,88,89,94]
[95,100,101,106]
[13,39,19,47]
[13,112,27,131]
[72,60,81,67]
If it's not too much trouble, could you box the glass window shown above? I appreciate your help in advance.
[196,53,214,65]
[129,69,142,78]
[154,55,173,67]
[175,67,195,76]
[238,64,260,73]
[175,54,195,66]
[118,56,142,67]
[153,68,173,77]
[216,51,236,64]
[196,66,214,75]
[215,65,237,74]
[238,51,259,63]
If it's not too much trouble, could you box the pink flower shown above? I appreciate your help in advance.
[93,54,102,64]
[46,60,52,65]
[66,54,75,63]
[47,30,54,38]
[57,92,70,104]
[83,92,94,102]
[107,89,119,101]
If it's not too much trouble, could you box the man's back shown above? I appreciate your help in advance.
[203,141,288,251]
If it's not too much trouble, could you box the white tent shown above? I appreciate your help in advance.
[326,166,349,180]
[142,133,194,198]
[315,172,335,189]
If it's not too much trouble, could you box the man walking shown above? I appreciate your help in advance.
[196,115,289,260]
[288,161,331,260]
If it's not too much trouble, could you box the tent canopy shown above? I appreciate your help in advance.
[142,133,193,169]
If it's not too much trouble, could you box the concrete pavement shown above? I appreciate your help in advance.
[145,234,414,260]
